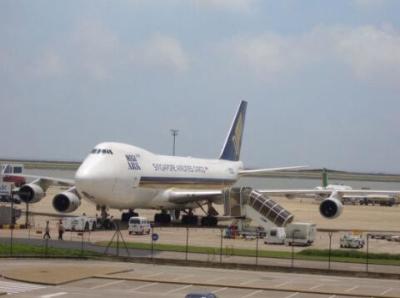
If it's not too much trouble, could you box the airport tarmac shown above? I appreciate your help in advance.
[1,259,400,297]
[4,185,399,255]
[17,185,400,232]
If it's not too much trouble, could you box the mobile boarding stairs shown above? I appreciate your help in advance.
[222,187,294,232]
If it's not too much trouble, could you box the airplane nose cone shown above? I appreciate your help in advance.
[75,159,105,193]
[75,164,93,192]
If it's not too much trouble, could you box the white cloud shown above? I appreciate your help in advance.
[132,34,189,73]
[29,50,66,78]
[18,23,190,81]
[222,25,400,86]
[194,0,257,13]
[333,26,400,82]
[353,0,386,10]
[69,21,122,80]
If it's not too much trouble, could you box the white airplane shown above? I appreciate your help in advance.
[17,101,303,225]
[16,101,400,225]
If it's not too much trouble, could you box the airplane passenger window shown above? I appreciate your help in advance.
[91,149,97,153]
[102,149,107,154]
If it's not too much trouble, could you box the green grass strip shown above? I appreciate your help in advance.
[0,242,98,257]
[96,241,400,266]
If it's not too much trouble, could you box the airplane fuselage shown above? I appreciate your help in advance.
[75,142,243,209]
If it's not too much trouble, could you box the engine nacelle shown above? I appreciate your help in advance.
[319,196,343,219]
[18,184,45,204]
[52,189,81,213]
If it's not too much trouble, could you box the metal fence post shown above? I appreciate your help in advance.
[328,232,333,270]
[45,238,48,257]
[220,228,223,263]
[116,226,120,257]
[185,227,189,261]
[291,232,295,268]
[81,230,84,256]
[151,226,154,261]
[256,231,259,266]
[10,196,14,256]
[366,233,369,272]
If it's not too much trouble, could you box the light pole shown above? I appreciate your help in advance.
[170,129,179,156]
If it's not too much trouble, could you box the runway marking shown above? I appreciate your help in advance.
[309,284,323,290]
[0,280,46,294]
[240,279,260,285]
[285,292,299,298]
[344,285,359,292]
[212,287,227,294]
[40,292,67,298]
[380,288,393,295]
[164,284,192,294]
[90,279,125,289]
[207,276,226,283]
[144,272,163,278]
[129,282,158,291]
[242,290,264,298]
[320,278,337,282]
[275,281,291,288]
[172,274,194,281]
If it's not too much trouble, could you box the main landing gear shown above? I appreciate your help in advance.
[181,205,218,227]
[154,211,171,225]
[121,208,138,222]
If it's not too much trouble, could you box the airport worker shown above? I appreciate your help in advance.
[43,220,51,239]
[58,219,64,240]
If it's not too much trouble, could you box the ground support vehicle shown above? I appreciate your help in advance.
[340,234,365,248]
[62,216,96,231]
[264,227,286,244]
[284,223,316,246]
[128,216,151,235]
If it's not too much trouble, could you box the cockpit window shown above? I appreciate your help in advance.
[91,148,113,155]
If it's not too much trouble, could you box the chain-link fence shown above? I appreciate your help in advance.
[1,220,400,276]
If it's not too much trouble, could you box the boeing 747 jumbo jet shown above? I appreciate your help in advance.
[16,101,400,225]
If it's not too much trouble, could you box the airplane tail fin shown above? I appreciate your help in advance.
[219,101,247,161]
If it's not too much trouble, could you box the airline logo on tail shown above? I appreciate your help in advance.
[220,100,247,161]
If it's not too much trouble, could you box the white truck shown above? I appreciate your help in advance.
[264,227,286,244]
[340,234,365,248]
[284,222,316,246]
[62,216,97,231]
[0,164,25,202]
[128,216,151,235]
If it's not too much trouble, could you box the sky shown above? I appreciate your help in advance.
[1,0,400,173]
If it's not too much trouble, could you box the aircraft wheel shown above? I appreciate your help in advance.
[154,213,171,225]
[181,215,198,226]
[201,216,218,226]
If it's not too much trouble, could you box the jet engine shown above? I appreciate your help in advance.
[52,188,81,213]
[18,183,45,204]
[319,193,343,219]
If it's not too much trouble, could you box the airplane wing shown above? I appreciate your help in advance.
[238,165,308,177]
[167,189,223,204]
[257,189,400,198]
[9,174,74,187]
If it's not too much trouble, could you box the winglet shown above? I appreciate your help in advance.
[219,101,247,161]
